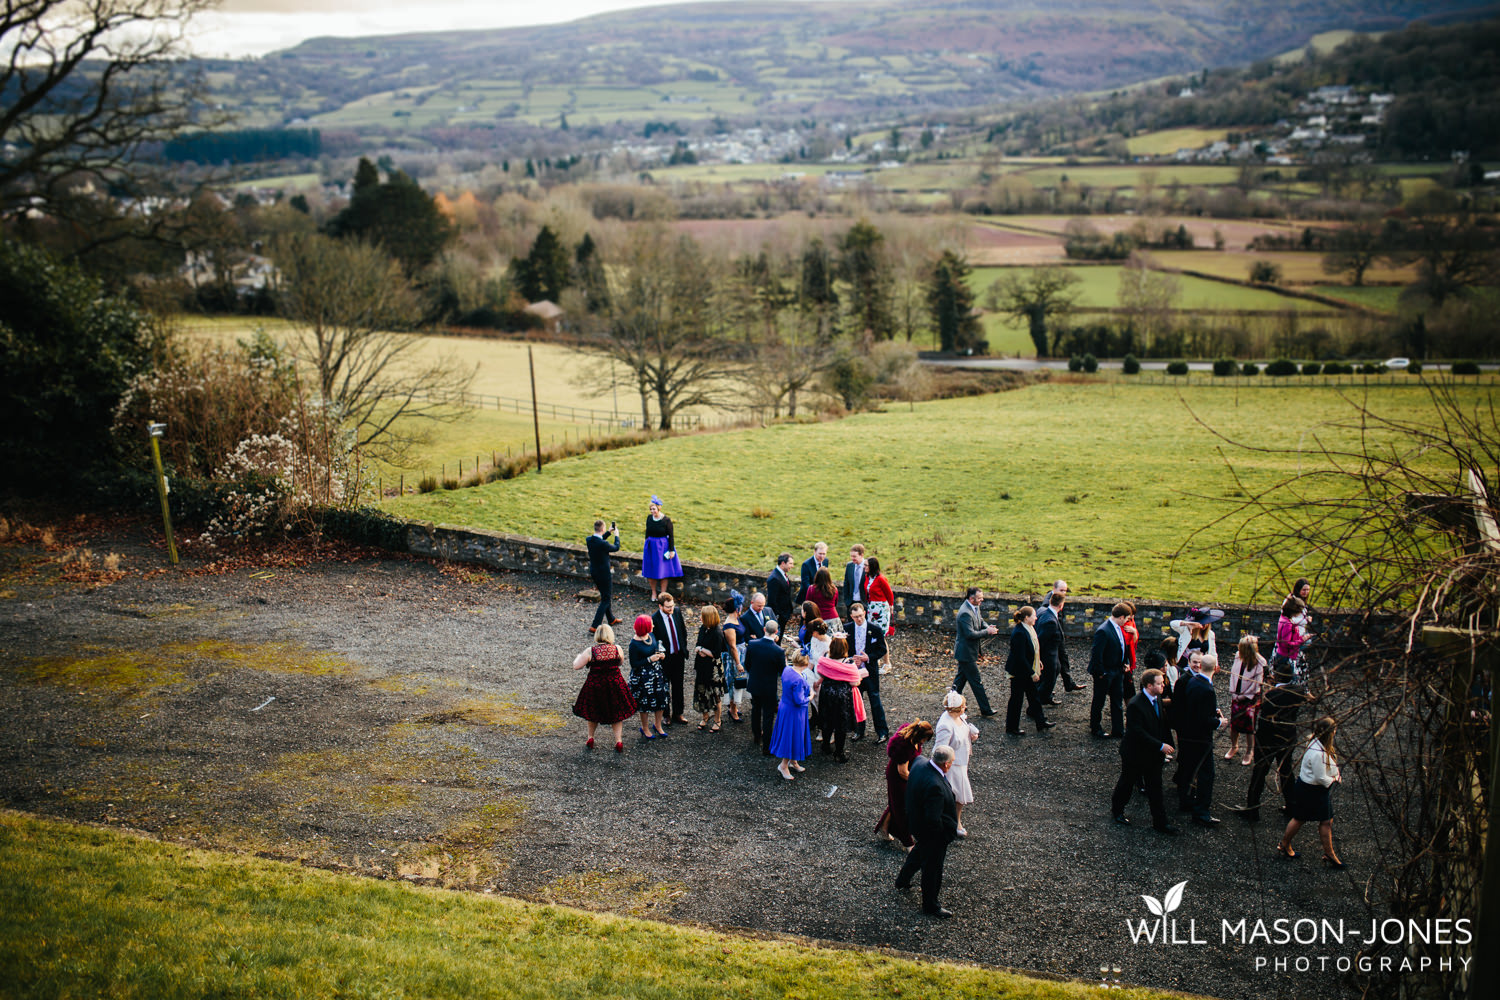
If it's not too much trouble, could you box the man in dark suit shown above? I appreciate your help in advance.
[1176,653,1226,827]
[1233,669,1307,823]
[952,586,998,717]
[766,553,795,638]
[846,603,890,743]
[652,594,690,725]
[1035,591,1074,705]
[895,745,960,918]
[743,621,786,753]
[1088,603,1130,737]
[586,519,621,632]
[1111,668,1179,834]
[841,544,867,620]
[743,591,772,641]
[799,541,829,604]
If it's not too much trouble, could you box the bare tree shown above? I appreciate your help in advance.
[1,0,219,224]
[1115,251,1180,351]
[271,234,474,462]
[572,228,740,430]
[1183,385,1498,1000]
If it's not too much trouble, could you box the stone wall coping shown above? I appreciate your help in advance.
[405,520,1323,638]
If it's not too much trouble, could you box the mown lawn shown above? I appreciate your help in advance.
[1124,128,1232,156]
[0,811,1176,1000]
[967,266,1334,313]
[382,382,1483,603]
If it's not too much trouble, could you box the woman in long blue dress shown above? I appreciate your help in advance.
[768,661,813,780]
[627,614,670,740]
[642,496,683,601]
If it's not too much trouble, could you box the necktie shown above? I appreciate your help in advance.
[665,615,676,653]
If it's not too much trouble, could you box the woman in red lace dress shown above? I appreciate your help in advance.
[875,719,935,848]
[571,623,637,752]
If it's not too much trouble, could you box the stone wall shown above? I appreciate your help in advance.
[406,521,1298,643]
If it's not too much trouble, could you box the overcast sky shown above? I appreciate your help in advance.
[187,0,835,57]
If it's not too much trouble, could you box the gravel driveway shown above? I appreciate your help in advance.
[0,520,1385,999]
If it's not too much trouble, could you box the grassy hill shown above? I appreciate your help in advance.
[191,0,1495,133]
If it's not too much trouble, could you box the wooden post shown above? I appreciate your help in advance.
[146,423,179,566]
[529,345,543,473]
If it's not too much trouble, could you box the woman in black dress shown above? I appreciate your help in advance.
[692,604,728,732]
[627,614,670,740]
[571,623,636,753]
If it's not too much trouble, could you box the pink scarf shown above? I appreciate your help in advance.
[816,656,869,723]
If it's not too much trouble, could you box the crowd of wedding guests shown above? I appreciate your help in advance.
[575,503,1342,915]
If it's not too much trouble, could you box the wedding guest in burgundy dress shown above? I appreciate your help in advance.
[876,719,935,848]
[571,624,636,753]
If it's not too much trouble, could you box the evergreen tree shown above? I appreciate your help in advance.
[837,220,895,340]
[510,225,571,303]
[926,250,983,353]
[328,163,453,278]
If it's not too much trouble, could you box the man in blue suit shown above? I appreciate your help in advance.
[766,553,795,636]
[586,519,621,633]
[841,543,867,620]
[1088,603,1130,737]
[743,621,787,754]
[1176,652,1227,827]
[799,541,829,603]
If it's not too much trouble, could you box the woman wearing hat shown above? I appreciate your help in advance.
[934,691,981,837]
[642,496,683,602]
[571,623,636,753]
[1170,607,1221,671]
[627,614,670,740]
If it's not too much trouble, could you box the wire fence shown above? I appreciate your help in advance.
[409,387,761,429]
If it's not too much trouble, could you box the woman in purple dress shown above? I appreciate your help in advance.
[769,661,813,781]
[571,624,636,753]
[875,719,934,848]
[642,496,683,601]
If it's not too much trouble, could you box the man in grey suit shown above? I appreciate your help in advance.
[952,586,998,717]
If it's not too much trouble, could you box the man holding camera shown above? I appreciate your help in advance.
[587,519,621,634]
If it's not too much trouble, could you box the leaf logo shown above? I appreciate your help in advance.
[1140,880,1188,917]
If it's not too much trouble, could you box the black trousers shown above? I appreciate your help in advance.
[1246,737,1297,815]
[1006,674,1046,731]
[1090,671,1125,734]
[896,833,950,913]
[662,650,686,721]
[951,659,993,715]
[1112,755,1168,828]
[1175,739,1215,818]
[856,671,889,740]
[750,693,777,751]
[590,575,614,628]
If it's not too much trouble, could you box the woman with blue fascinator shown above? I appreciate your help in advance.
[642,495,683,601]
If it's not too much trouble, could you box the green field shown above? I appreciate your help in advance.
[968,266,1337,313]
[1150,251,1417,288]
[381,382,1485,603]
[0,811,1160,1000]
[1307,284,1407,312]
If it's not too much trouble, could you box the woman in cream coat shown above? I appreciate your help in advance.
[934,690,981,838]
[1275,716,1344,868]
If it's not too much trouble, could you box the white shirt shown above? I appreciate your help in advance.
[1299,737,1341,786]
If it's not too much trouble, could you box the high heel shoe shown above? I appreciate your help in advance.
[1321,856,1345,869]
[585,737,595,749]
[640,726,654,740]
[777,764,794,781]
[1276,842,1298,859]
[615,741,624,753]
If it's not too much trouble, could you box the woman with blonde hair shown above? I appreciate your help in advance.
[571,623,636,753]
[934,691,981,837]
[1225,635,1267,765]
[1276,716,1344,868]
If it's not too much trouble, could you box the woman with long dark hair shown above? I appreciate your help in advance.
[808,567,840,626]
[815,635,867,762]
[864,556,896,672]
[1276,716,1343,868]
[875,719,935,848]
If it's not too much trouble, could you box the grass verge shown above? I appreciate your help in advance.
[0,810,1178,1000]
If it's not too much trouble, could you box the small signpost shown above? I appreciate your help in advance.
[147,422,179,565]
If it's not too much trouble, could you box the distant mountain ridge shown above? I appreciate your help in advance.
[197,0,1498,130]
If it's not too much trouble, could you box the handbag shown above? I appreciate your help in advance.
[723,650,748,688]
